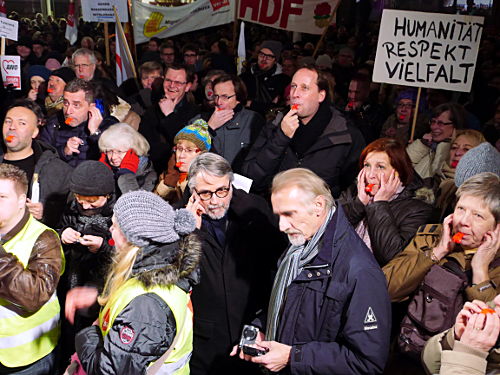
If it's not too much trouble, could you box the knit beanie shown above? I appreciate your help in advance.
[396,89,418,104]
[113,191,196,247]
[70,161,115,196]
[174,119,211,151]
[27,65,51,81]
[17,36,32,49]
[260,40,283,60]
[50,67,76,84]
[454,142,500,187]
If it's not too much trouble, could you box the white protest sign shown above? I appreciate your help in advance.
[0,17,18,41]
[1,56,21,90]
[133,0,233,44]
[82,0,128,23]
[373,10,484,93]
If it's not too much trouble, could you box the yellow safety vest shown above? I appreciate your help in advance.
[99,278,193,374]
[0,215,65,368]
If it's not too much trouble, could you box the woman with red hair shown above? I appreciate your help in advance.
[339,138,433,266]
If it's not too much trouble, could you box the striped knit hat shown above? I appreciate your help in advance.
[174,119,211,151]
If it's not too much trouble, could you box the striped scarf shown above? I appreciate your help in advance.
[265,207,335,341]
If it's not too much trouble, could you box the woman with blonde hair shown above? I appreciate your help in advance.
[71,191,201,374]
[99,123,157,196]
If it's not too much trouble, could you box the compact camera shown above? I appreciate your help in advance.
[238,325,268,356]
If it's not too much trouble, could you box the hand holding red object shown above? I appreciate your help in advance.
[481,308,496,314]
[452,232,465,244]
[119,149,140,174]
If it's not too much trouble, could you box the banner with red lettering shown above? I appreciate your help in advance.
[238,0,338,35]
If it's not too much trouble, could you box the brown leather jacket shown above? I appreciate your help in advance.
[383,224,500,303]
[0,210,63,312]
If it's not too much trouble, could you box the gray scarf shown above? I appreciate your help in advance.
[265,207,335,341]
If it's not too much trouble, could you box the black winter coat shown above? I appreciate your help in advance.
[241,107,365,198]
[58,196,116,290]
[253,205,391,375]
[39,111,118,167]
[190,189,287,375]
[339,174,433,266]
[138,97,199,173]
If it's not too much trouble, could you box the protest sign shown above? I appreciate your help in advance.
[82,0,128,23]
[238,0,338,35]
[1,56,21,90]
[0,17,17,41]
[373,10,484,92]
[133,0,233,44]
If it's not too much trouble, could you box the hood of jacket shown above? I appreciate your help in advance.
[132,233,201,291]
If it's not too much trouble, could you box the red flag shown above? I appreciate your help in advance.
[0,1,7,18]
[114,8,135,86]
[65,0,77,45]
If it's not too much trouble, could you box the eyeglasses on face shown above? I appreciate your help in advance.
[195,185,231,201]
[429,119,454,127]
[397,103,414,109]
[173,146,200,154]
[213,94,236,102]
[258,52,275,60]
[164,77,187,86]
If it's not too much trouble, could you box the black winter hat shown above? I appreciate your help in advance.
[17,36,32,49]
[50,67,76,84]
[70,161,115,196]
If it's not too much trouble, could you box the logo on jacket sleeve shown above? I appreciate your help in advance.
[363,307,378,331]
[120,326,135,344]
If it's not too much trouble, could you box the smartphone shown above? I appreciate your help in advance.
[95,99,106,116]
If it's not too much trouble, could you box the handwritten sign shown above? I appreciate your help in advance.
[0,17,18,41]
[373,10,483,93]
[1,56,21,90]
[82,0,128,23]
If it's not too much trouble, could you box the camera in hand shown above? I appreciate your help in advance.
[239,325,268,356]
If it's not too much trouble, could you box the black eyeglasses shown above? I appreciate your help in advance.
[195,185,231,201]
[258,52,275,60]
[213,94,236,102]
[429,119,454,127]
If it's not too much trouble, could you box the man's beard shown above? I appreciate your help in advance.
[286,231,306,246]
[206,203,229,220]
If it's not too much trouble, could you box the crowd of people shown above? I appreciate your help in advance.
[0,8,499,375]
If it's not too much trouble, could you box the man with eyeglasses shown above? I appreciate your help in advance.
[189,74,264,170]
[185,152,286,375]
[381,89,428,144]
[182,43,203,72]
[160,43,176,67]
[407,102,466,179]
[240,40,290,116]
[139,63,200,173]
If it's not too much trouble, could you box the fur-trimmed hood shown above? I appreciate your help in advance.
[131,233,201,291]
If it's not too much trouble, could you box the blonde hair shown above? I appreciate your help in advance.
[452,129,486,146]
[271,168,334,210]
[98,123,150,156]
[98,244,141,306]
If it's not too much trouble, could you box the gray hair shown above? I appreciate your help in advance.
[72,48,97,64]
[98,123,150,156]
[456,172,500,223]
[188,153,233,190]
[272,168,335,211]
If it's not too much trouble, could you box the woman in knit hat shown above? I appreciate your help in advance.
[72,191,201,374]
[98,123,157,197]
[26,65,51,103]
[155,119,211,203]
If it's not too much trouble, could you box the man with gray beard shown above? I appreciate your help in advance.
[185,152,286,375]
